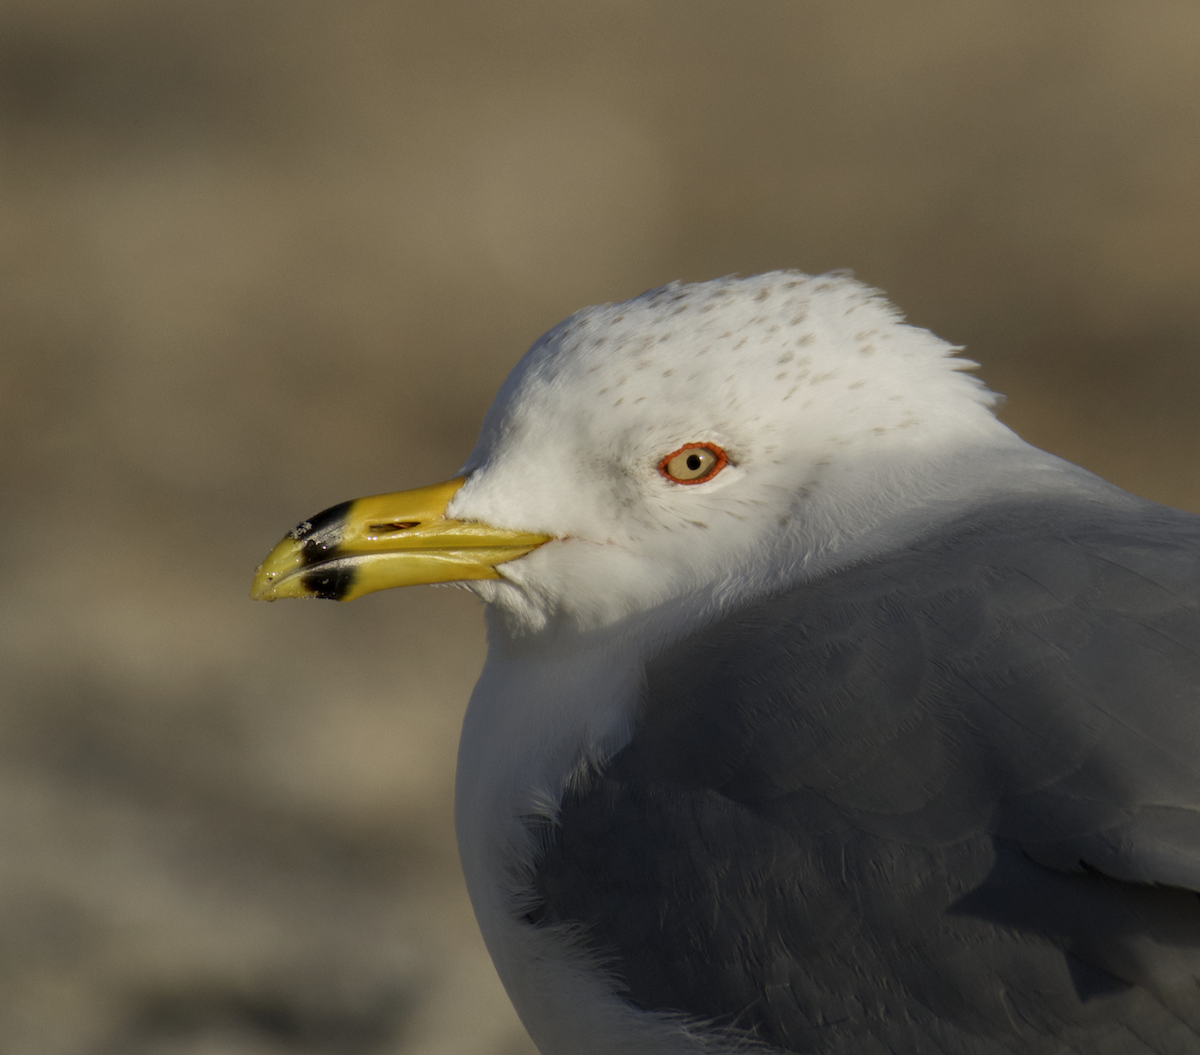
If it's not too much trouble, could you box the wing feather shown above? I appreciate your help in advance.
[531,494,1200,1051]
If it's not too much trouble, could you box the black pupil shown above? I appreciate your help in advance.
[686,453,703,471]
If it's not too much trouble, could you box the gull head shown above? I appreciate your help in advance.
[252,271,1007,640]
[447,272,1005,635]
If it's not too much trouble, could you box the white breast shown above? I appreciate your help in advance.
[454,622,757,1054]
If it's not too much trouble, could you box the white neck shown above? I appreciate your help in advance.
[455,619,643,900]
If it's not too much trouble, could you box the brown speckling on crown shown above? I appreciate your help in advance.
[662,369,674,377]
[859,345,876,356]
[777,351,795,365]
[796,334,816,346]
[754,287,772,302]
[848,380,866,390]
[734,338,748,350]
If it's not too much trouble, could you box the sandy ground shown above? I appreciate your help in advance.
[2,2,1200,1052]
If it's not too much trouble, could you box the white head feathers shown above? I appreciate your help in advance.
[448,271,1019,637]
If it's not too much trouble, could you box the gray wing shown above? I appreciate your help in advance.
[530,495,1200,1054]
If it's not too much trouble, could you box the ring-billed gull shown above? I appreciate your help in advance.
[253,272,1200,1054]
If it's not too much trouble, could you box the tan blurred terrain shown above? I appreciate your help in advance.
[2,1,1199,1052]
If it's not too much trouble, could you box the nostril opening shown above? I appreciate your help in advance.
[370,521,421,533]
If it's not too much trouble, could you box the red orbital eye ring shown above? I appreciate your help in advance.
[658,442,729,485]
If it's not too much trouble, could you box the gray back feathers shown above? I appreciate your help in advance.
[531,493,1200,1053]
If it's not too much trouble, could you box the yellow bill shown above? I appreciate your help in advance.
[251,477,551,602]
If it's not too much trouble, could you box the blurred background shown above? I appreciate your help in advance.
[2,1,1199,1052]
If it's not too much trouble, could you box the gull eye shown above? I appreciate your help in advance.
[658,442,728,484]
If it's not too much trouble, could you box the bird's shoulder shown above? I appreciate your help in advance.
[634,491,1200,835]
